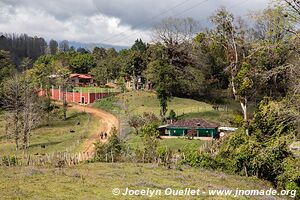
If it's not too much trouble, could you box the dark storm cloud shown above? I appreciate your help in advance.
[92,0,269,29]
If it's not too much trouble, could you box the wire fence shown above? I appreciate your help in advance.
[0,151,94,167]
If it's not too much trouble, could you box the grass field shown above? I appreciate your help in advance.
[126,134,206,152]
[0,163,278,200]
[118,91,213,116]
[0,110,100,156]
[93,91,239,127]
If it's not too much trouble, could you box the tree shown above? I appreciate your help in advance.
[0,33,47,66]
[93,47,107,60]
[193,32,229,92]
[153,17,199,46]
[49,39,58,55]
[131,38,148,52]
[0,50,15,85]
[128,112,159,134]
[52,60,71,120]
[122,50,146,90]
[152,18,207,97]
[128,115,145,134]
[146,60,175,117]
[94,126,123,162]
[19,57,32,71]
[168,109,177,121]
[155,62,176,117]
[251,8,294,41]
[69,53,96,73]
[140,123,159,162]
[277,0,300,26]
[210,7,251,134]
[2,74,44,151]
[59,40,70,52]
[91,62,108,85]
[249,8,295,99]
[77,47,90,54]
[26,55,55,99]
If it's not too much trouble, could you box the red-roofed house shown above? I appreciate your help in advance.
[69,73,95,86]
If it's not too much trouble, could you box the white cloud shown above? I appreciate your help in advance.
[0,3,150,46]
[0,0,269,46]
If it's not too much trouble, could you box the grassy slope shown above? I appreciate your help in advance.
[0,163,277,200]
[94,91,238,123]
[178,111,236,126]
[93,91,238,150]
[0,110,100,156]
[117,91,238,126]
[118,91,213,116]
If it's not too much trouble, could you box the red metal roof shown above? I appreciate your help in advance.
[69,73,93,79]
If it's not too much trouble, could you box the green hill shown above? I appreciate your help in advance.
[94,91,238,126]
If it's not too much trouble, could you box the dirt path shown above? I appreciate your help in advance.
[68,103,119,155]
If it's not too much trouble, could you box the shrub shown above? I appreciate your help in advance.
[230,114,244,127]
[1,155,18,166]
[94,126,125,162]
[140,123,159,162]
[157,146,172,165]
[168,109,177,120]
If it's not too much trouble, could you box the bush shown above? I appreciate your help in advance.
[94,127,125,162]
[140,123,159,162]
[157,146,172,165]
[285,182,300,199]
[230,114,244,127]
[51,107,65,120]
[181,151,223,169]
[1,155,18,166]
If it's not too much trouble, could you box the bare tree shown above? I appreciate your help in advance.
[153,17,200,45]
[2,74,43,151]
[280,0,300,21]
[210,8,251,134]
[2,75,24,149]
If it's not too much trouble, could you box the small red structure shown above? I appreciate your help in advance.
[69,73,95,87]
[49,73,96,87]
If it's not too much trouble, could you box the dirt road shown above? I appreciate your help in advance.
[68,103,119,155]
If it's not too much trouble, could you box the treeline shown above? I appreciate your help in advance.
[0,33,47,66]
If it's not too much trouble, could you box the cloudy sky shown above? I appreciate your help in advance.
[0,0,270,46]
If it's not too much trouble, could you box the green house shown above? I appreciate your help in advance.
[159,118,219,138]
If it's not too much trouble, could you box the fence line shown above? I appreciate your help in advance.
[0,151,95,167]
[131,105,230,116]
